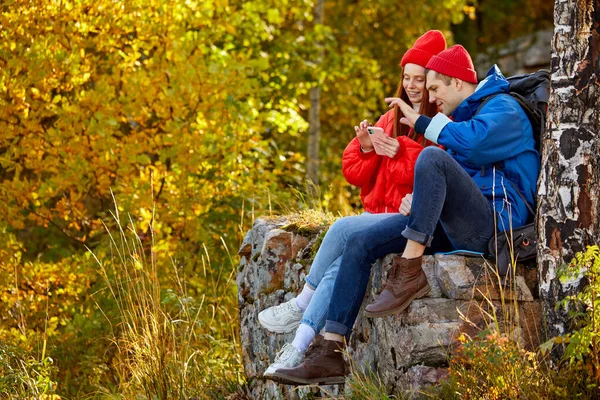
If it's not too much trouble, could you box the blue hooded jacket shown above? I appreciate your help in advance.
[417,65,540,232]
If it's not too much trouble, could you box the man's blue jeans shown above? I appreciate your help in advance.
[325,147,496,337]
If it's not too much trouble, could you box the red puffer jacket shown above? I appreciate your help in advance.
[342,109,430,214]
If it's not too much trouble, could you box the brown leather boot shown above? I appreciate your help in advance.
[268,339,348,385]
[364,255,429,318]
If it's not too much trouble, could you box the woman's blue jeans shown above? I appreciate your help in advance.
[325,147,496,337]
[301,212,399,334]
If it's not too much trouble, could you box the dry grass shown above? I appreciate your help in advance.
[427,259,554,400]
[87,194,243,399]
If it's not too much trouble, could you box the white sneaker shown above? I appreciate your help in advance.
[258,298,303,333]
[263,343,304,377]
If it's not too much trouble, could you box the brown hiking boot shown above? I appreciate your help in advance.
[364,255,430,318]
[304,334,324,358]
[268,339,349,385]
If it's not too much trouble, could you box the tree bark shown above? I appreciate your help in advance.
[306,0,324,187]
[538,0,600,337]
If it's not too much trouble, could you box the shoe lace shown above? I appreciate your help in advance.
[385,262,414,293]
[273,300,294,316]
[384,264,401,288]
[303,342,324,363]
[388,265,398,280]
[274,344,297,363]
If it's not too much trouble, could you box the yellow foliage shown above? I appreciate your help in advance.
[0,0,314,260]
[3,0,544,397]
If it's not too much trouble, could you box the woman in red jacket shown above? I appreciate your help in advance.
[343,45,442,214]
[258,31,447,380]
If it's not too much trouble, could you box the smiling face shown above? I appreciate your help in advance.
[402,63,427,107]
[425,70,466,116]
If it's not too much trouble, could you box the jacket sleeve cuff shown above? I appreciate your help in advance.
[424,113,452,144]
[360,145,375,153]
[359,145,377,158]
[414,116,432,134]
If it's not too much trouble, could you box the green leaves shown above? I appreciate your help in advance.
[553,246,600,388]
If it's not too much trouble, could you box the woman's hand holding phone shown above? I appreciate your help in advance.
[354,119,374,151]
[368,127,400,158]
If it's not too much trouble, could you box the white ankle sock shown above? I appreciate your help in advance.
[291,323,316,352]
[294,284,315,312]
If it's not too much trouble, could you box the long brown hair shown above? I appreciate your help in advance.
[391,68,438,146]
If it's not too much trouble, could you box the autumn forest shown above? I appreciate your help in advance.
[5,0,591,398]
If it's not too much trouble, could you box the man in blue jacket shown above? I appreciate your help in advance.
[269,45,540,386]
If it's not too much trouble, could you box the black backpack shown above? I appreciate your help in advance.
[476,70,551,276]
[476,69,550,149]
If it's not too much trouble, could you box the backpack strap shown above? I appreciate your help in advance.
[475,91,542,147]
[504,176,536,216]
[475,92,529,118]
[474,93,501,116]
[508,92,542,132]
[474,96,537,217]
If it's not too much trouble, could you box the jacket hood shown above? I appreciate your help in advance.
[451,65,510,122]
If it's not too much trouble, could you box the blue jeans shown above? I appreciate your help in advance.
[325,147,496,336]
[301,213,399,333]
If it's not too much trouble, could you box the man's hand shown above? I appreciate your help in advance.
[371,134,400,158]
[385,97,420,128]
[354,119,373,151]
[399,193,413,216]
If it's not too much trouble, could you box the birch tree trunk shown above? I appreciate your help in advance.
[538,0,600,337]
[306,0,324,187]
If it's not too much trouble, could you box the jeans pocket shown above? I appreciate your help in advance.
[462,234,493,253]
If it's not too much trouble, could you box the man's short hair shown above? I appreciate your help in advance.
[425,69,453,86]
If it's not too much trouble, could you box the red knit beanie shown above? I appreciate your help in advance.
[425,45,478,83]
[400,30,447,68]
